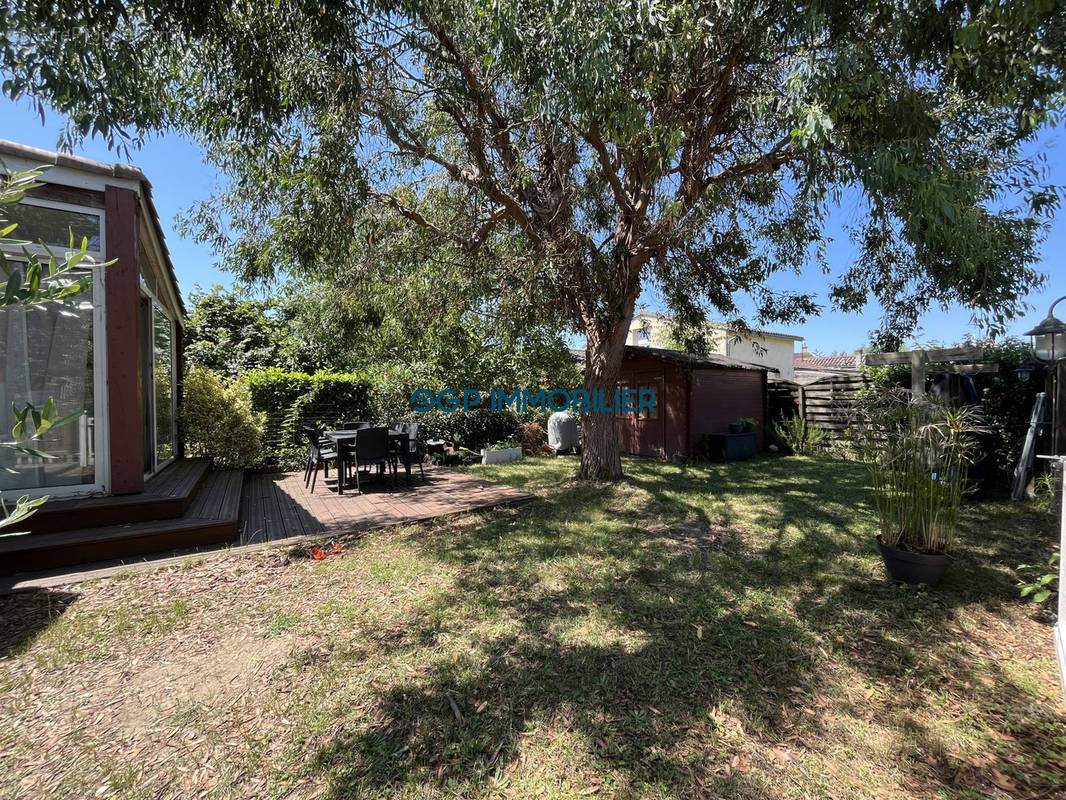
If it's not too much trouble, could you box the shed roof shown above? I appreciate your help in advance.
[0,139,186,316]
[625,345,776,373]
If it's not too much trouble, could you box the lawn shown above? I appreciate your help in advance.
[1,455,1064,799]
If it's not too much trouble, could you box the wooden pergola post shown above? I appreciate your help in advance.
[864,346,999,394]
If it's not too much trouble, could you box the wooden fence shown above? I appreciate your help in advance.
[768,374,872,442]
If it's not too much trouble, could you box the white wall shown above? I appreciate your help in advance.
[628,314,798,379]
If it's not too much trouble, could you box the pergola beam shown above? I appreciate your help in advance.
[862,347,997,395]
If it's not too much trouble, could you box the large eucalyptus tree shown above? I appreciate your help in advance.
[4,0,1063,478]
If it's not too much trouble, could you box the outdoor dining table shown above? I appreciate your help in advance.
[323,429,414,494]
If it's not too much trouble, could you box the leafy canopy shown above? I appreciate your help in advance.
[4,0,1064,476]
[3,0,1062,346]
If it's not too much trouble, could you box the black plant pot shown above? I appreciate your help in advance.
[876,535,950,586]
[728,423,743,434]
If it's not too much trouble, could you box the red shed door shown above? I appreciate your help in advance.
[631,372,665,458]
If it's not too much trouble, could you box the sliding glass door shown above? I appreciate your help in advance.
[141,294,176,476]
[0,266,98,493]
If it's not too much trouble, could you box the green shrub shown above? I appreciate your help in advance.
[240,365,522,466]
[1018,551,1059,605]
[281,371,373,448]
[243,367,374,467]
[770,415,825,454]
[851,389,985,554]
[181,366,265,469]
[864,338,1042,496]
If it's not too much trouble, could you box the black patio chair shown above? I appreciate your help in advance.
[302,426,338,493]
[342,421,370,430]
[349,426,394,493]
[391,422,425,481]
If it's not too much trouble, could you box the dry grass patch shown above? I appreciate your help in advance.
[0,455,1063,799]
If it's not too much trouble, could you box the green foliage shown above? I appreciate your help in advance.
[244,368,343,467]
[180,366,265,469]
[966,338,1045,494]
[242,365,529,467]
[771,415,826,455]
[1033,470,1061,512]
[852,390,986,554]
[1018,551,1059,606]
[0,494,48,531]
[184,285,289,378]
[8,0,1063,478]
[0,164,100,308]
[279,372,375,464]
[864,337,1044,495]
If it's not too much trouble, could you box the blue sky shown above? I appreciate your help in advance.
[3,94,1063,354]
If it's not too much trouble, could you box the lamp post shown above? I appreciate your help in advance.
[1024,295,1066,364]
[1023,294,1066,455]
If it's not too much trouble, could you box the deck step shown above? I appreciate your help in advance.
[0,469,243,575]
[20,459,212,534]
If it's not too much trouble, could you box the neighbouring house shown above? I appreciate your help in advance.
[0,140,241,576]
[793,342,863,378]
[627,311,803,380]
[614,345,772,460]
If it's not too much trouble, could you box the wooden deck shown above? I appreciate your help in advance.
[240,466,535,543]
[20,458,211,534]
[0,469,243,575]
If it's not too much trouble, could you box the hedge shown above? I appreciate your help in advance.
[242,366,528,468]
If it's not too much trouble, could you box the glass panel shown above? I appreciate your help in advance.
[153,305,175,464]
[4,203,101,252]
[0,268,95,490]
[139,254,158,297]
[141,298,154,473]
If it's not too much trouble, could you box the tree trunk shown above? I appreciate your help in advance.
[580,313,633,480]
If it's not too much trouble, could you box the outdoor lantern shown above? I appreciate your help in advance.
[1016,358,1035,383]
[1024,295,1066,363]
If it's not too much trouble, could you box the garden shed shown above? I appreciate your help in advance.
[614,345,771,459]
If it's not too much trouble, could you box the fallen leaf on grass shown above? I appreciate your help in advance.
[771,747,794,764]
[989,768,1017,792]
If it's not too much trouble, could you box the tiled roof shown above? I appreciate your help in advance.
[793,352,862,370]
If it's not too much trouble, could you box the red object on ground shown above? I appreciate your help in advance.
[310,547,326,560]
[330,543,343,555]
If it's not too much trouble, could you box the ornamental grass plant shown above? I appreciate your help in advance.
[851,389,986,554]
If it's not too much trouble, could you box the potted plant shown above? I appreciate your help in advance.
[481,439,523,465]
[852,390,985,586]
[728,419,744,434]
[738,417,758,433]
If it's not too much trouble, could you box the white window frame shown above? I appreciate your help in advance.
[0,258,111,499]
[0,194,110,498]
[2,196,105,261]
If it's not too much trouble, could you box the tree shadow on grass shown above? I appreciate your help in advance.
[307,473,831,797]
[0,588,79,658]
[306,455,1065,797]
